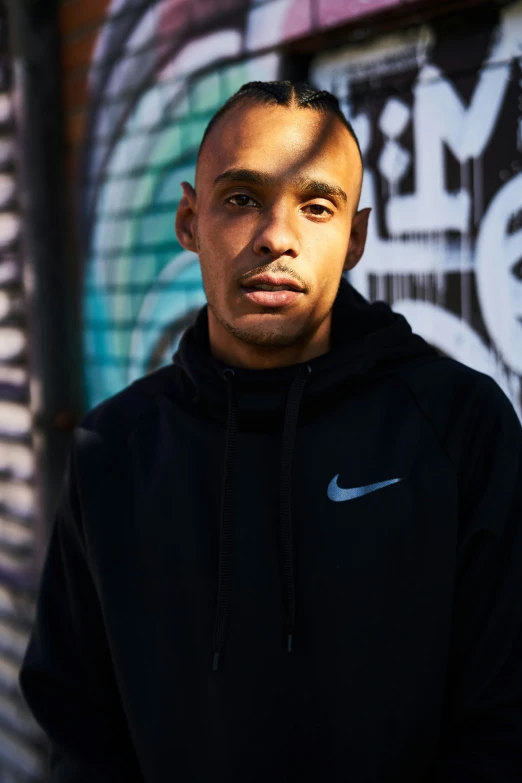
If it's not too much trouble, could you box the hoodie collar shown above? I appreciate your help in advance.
[173,275,435,427]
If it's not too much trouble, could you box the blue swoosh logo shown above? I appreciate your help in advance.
[328,475,402,502]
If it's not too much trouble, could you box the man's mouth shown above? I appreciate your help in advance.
[240,285,304,307]
[244,284,296,292]
[240,274,305,293]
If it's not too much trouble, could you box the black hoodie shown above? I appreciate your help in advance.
[19,277,522,782]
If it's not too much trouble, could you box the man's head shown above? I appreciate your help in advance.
[175,80,370,369]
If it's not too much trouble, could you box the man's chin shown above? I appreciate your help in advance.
[208,300,319,349]
[225,323,303,349]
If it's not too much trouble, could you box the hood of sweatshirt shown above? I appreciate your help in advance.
[172,276,439,670]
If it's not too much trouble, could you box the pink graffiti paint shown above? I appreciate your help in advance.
[282,0,313,42]
[162,0,197,32]
[317,0,406,28]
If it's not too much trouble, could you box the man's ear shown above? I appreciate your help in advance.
[175,181,198,252]
[343,207,371,272]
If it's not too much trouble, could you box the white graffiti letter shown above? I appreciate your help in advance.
[476,172,522,375]
[387,61,511,234]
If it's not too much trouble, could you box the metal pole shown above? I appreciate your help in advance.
[5,0,84,574]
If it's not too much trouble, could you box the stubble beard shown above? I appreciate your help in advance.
[206,295,333,350]
[209,300,302,347]
[198,231,330,350]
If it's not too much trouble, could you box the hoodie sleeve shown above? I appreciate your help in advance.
[18,439,143,783]
[432,377,522,782]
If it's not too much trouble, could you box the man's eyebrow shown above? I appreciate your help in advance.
[213,168,269,188]
[297,177,348,205]
[212,168,348,205]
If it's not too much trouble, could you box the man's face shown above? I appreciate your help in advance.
[176,102,368,359]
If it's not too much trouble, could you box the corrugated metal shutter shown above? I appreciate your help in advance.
[0,2,46,781]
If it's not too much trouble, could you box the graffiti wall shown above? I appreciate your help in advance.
[60,0,522,420]
[311,2,522,420]
[81,0,278,406]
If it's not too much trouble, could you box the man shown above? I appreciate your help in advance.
[19,81,522,782]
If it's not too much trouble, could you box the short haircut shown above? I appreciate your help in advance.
[196,80,362,167]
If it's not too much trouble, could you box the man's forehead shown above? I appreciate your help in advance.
[196,103,361,191]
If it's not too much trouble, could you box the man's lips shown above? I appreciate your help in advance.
[240,273,305,292]
[239,274,306,307]
[240,287,304,308]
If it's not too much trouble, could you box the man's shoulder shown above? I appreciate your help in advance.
[77,364,177,444]
[396,353,521,448]
[399,352,497,393]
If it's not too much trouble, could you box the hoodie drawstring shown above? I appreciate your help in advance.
[212,368,238,672]
[279,364,311,655]
[212,364,311,672]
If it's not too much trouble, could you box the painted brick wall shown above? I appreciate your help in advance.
[60,0,111,178]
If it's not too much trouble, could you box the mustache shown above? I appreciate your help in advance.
[237,262,308,291]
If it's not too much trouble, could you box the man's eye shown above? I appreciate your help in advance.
[227,195,257,207]
[304,204,333,217]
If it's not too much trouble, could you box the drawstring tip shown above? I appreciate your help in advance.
[287,633,293,653]
[212,651,220,671]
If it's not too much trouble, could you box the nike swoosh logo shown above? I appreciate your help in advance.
[327,475,402,502]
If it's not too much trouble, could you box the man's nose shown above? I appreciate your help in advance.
[252,207,300,259]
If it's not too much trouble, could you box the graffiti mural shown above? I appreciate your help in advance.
[312,1,522,419]
[82,0,286,406]
[81,0,522,422]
